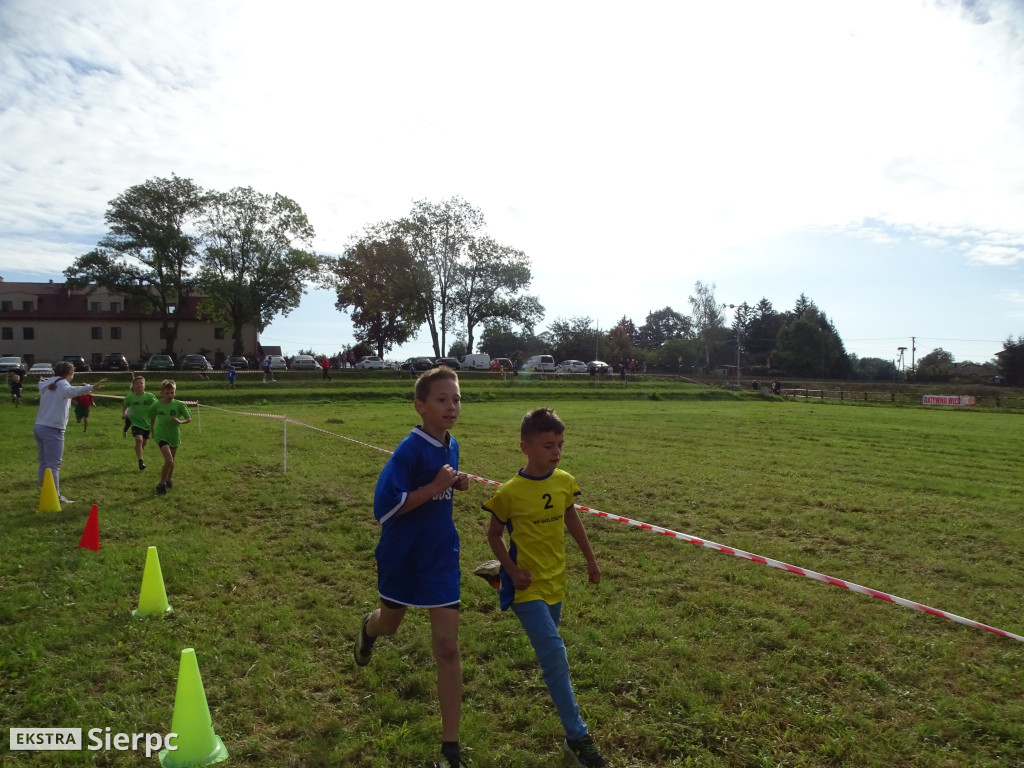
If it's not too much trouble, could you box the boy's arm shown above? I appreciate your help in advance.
[565,505,601,584]
[396,463,459,516]
[486,514,532,589]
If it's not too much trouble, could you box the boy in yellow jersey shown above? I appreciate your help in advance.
[482,407,605,768]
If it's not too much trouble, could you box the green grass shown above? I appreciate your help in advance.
[2,374,1023,767]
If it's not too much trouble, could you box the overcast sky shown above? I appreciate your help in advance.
[2,0,1022,366]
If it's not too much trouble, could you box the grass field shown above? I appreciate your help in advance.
[2,372,1023,767]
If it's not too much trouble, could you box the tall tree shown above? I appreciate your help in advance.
[400,197,484,357]
[996,336,1024,385]
[745,298,783,369]
[688,280,725,371]
[545,316,599,362]
[64,174,206,355]
[331,237,430,358]
[638,307,691,348]
[773,298,851,378]
[450,236,544,354]
[196,187,322,352]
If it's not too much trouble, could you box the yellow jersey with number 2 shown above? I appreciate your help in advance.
[482,468,581,608]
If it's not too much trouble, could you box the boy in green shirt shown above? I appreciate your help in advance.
[123,375,158,470]
[148,379,192,495]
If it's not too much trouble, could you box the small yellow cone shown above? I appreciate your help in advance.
[133,546,173,618]
[38,468,61,512]
[159,648,229,767]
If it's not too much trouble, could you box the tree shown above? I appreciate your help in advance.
[996,336,1024,385]
[772,298,851,378]
[331,237,430,358]
[638,307,691,348]
[744,298,784,369]
[196,187,322,353]
[400,197,485,357]
[545,316,599,362]
[688,281,725,371]
[450,236,544,354]
[64,174,206,355]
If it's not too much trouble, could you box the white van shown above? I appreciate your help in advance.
[461,353,491,370]
[523,354,555,373]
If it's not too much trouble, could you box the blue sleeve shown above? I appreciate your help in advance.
[374,440,413,524]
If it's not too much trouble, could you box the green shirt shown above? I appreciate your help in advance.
[147,398,192,447]
[124,391,158,430]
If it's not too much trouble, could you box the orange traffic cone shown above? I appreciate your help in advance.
[78,505,100,551]
[158,648,229,767]
[38,468,61,512]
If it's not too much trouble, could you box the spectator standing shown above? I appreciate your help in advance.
[34,361,107,503]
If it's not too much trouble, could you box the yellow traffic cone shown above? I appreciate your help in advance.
[159,648,229,767]
[133,546,173,618]
[38,468,61,512]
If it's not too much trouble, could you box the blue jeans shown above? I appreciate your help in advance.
[511,599,588,741]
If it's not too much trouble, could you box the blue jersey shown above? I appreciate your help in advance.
[373,426,461,607]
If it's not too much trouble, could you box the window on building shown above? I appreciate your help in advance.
[0,301,11,312]
[92,327,103,340]
[110,302,121,313]
[23,327,34,340]
[2,327,11,340]
[91,302,102,312]
[22,301,33,311]
[214,327,225,340]
[110,327,122,340]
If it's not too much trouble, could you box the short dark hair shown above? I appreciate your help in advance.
[521,407,565,441]
[54,361,75,378]
[415,366,459,401]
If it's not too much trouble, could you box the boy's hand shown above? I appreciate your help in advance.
[587,558,601,585]
[510,565,533,589]
[432,464,459,492]
[453,472,469,491]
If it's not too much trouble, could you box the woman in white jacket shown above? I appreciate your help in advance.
[34,361,107,503]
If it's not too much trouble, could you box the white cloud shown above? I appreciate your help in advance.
[1,0,1023,360]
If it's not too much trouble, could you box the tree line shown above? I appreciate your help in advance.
[66,177,1022,384]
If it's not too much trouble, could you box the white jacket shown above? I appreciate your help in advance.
[35,377,96,430]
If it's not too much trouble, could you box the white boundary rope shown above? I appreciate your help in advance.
[144,401,1024,644]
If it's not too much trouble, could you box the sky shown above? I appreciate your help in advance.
[2,0,1023,367]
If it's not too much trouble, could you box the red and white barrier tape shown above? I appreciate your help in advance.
[190,406,1024,643]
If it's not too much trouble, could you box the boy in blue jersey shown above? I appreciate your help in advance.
[354,366,471,768]
[483,407,606,768]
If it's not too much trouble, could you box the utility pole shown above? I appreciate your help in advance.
[911,336,916,372]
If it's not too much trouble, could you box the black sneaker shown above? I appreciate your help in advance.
[353,612,376,666]
[156,483,166,495]
[564,735,606,767]
[165,480,173,489]
[435,742,469,767]
[139,460,146,471]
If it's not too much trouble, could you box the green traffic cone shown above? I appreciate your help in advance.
[159,648,229,767]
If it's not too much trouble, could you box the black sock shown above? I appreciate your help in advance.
[441,741,459,758]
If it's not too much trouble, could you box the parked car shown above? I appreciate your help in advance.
[355,355,386,369]
[0,356,25,372]
[461,353,491,370]
[489,357,514,371]
[587,360,613,374]
[101,353,131,371]
[556,359,587,374]
[289,354,319,370]
[143,354,175,371]
[28,362,55,376]
[267,355,288,370]
[181,354,213,371]
[223,355,249,369]
[61,355,91,372]
[523,354,555,372]
[402,357,435,371]
[434,357,461,370]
